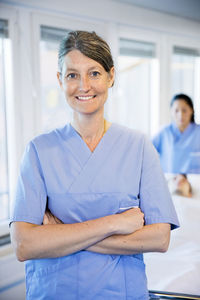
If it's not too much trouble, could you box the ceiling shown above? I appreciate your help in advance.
[113,0,200,23]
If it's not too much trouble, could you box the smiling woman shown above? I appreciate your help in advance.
[10,30,179,300]
[57,50,114,126]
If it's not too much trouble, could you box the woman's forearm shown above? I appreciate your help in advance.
[86,223,171,255]
[10,208,144,261]
[11,216,117,261]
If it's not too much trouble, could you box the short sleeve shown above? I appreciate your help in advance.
[152,132,161,153]
[10,141,47,225]
[139,137,179,230]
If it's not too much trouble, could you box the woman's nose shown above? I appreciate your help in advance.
[176,111,183,119]
[79,75,90,92]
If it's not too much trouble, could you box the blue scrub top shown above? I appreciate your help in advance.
[10,123,179,300]
[152,122,200,174]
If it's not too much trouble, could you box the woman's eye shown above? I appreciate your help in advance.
[66,73,77,79]
[91,71,100,77]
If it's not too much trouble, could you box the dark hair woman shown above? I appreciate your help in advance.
[153,93,200,174]
[170,93,195,123]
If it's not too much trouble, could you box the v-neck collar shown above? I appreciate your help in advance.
[65,123,123,192]
[69,122,114,154]
[171,122,194,139]
[61,122,118,168]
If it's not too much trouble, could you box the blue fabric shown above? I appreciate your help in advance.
[11,123,179,300]
[152,122,200,174]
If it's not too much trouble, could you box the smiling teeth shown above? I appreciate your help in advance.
[77,96,94,100]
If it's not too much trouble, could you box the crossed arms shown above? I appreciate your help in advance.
[11,208,170,262]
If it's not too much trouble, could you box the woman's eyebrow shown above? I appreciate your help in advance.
[66,67,78,72]
[88,66,102,71]
[65,66,103,73]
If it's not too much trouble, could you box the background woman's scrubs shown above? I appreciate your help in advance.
[153,123,200,174]
[10,123,179,300]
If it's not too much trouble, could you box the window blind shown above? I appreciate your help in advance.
[40,25,69,43]
[120,38,155,58]
[173,46,200,57]
[0,19,8,38]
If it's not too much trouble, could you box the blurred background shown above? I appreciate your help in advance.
[0,0,200,299]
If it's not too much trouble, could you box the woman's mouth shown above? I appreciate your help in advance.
[76,95,96,101]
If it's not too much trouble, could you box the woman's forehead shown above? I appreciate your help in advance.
[63,49,104,70]
[172,100,192,109]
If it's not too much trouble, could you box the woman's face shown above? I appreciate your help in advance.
[171,99,193,131]
[58,50,114,116]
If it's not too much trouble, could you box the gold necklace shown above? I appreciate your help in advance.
[102,119,107,136]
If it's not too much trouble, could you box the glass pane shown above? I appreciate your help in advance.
[40,26,72,132]
[171,46,200,123]
[117,38,159,135]
[0,19,8,38]
[0,29,9,221]
[120,38,155,57]
[174,46,200,57]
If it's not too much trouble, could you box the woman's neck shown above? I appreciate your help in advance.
[71,112,110,152]
[177,122,191,133]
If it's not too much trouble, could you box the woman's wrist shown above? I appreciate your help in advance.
[103,214,119,235]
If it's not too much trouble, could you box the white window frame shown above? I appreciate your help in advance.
[0,5,18,236]
[118,25,162,136]
[168,36,200,124]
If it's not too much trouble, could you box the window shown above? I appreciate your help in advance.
[117,38,159,135]
[0,19,9,222]
[171,46,200,123]
[40,25,72,132]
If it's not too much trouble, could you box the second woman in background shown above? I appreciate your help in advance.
[153,94,200,174]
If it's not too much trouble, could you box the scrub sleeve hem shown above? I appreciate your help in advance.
[145,216,179,230]
[9,215,42,226]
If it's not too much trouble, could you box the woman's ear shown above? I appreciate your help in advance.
[57,72,63,89]
[108,67,115,88]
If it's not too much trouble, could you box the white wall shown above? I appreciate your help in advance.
[113,0,200,22]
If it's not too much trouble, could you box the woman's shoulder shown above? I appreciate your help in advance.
[30,123,71,148]
[112,123,154,153]
[193,123,200,131]
[157,123,172,135]
[113,123,147,140]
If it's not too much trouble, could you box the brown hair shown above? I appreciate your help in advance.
[58,30,114,76]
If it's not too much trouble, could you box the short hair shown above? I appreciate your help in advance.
[58,30,114,76]
[170,93,195,123]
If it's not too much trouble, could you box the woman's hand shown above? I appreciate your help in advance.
[115,208,144,235]
[43,208,63,225]
[43,207,144,234]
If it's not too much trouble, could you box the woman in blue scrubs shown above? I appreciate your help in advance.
[10,31,179,300]
[153,94,200,174]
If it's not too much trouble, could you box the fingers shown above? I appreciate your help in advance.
[43,214,49,225]
[121,207,143,215]
[53,215,63,224]
[43,210,63,225]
